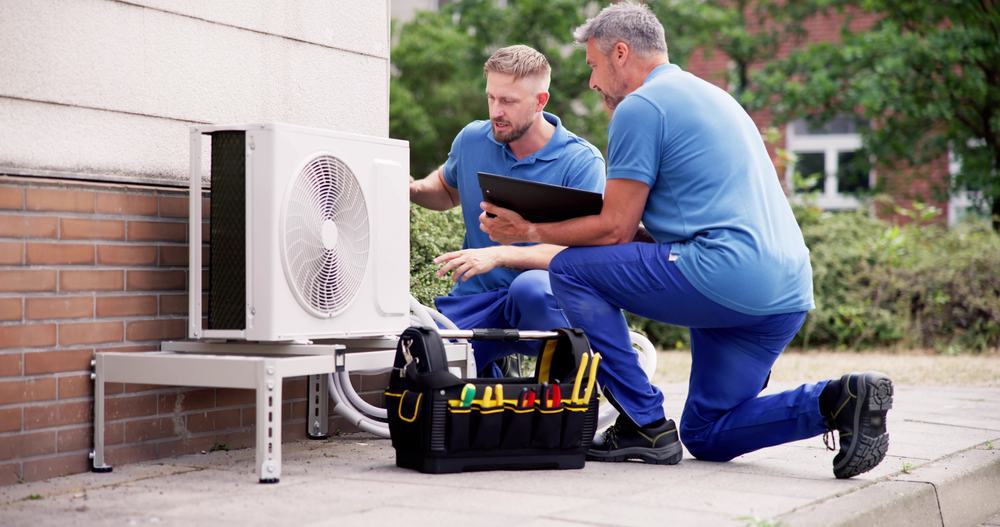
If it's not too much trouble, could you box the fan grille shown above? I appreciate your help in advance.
[283,154,369,317]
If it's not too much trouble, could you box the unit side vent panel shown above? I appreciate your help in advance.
[207,131,247,330]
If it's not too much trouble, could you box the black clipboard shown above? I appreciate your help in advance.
[478,172,603,223]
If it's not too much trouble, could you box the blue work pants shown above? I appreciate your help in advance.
[549,242,829,461]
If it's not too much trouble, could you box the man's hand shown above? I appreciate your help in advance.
[479,202,538,244]
[434,247,505,282]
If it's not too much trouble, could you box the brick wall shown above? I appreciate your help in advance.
[0,176,381,485]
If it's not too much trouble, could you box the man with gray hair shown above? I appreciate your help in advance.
[410,44,605,377]
[480,2,893,478]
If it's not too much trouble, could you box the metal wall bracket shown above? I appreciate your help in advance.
[306,374,329,439]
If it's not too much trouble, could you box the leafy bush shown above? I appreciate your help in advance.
[796,204,1000,352]
[627,315,690,350]
[409,204,465,306]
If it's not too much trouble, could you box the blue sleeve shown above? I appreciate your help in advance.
[563,148,606,194]
[607,95,662,187]
[442,127,465,189]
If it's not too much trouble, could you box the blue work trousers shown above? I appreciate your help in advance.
[549,242,829,461]
[435,270,570,377]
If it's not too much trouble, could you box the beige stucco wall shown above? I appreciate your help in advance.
[0,0,390,186]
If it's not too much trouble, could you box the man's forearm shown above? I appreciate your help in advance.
[499,244,566,270]
[410,166,459,210]
[411,182,454,210]
[529,214,633,246]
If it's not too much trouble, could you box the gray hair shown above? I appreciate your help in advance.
[573,1,668,58]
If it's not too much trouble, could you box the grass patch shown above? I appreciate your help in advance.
[738,515,783,527]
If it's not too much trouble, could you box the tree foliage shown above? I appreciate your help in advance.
[647,0,829,98]
[389,0,813,178]
[745,0,1000,229]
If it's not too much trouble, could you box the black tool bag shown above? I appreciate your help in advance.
[385,326,599,474]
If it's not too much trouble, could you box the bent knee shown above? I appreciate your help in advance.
[680,425,735,462]
[508,270,553,304]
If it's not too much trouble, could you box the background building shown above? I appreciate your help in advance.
[392,0,446,23]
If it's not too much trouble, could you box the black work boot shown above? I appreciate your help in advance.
[823,372,894,479]
[587,415,683,465]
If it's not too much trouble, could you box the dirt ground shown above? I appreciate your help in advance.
[654,349,1000,387]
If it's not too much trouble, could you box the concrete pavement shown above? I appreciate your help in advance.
[1,382,998,526]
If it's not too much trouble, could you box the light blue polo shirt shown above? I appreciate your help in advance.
[607,64,814,316]
[443,112,605,296]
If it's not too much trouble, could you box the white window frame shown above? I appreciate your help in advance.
[947,143,986,227]
[785,122,873,211]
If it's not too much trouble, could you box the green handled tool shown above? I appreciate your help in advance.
[460,383,475,407]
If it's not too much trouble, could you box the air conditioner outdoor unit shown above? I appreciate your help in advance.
[188,122,410,341]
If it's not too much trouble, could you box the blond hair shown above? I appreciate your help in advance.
[483,45,551,91]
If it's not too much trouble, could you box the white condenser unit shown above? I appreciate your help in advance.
[188,122,410,341]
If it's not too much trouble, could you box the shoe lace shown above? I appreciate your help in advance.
[823,430,837,452]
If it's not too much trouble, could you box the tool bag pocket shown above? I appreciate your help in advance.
[499,403,533,449]
[384,390,424,450]
[530,406,564,449]
[469,403,503,450]
[560,402,591,449]
[445,405,471,452]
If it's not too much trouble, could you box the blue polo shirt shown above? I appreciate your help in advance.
[443,112,605,296]
[607,64,814,315]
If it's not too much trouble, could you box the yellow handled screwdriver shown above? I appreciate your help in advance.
[581,353,602,404]
[571,353,590,404]
[482,385,493,408]
[494,384,504,407]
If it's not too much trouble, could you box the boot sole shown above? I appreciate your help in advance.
[586,441,683,465]
[834,373,893,479]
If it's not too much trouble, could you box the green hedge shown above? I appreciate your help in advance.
[408,203,1000,352]
[410,204,465,307]
[795,206,1000,352]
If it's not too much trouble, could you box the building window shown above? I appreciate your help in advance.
[786,116,872,210]
[947,143,987,227]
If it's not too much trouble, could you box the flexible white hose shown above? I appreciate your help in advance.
[409,296,437,329]
[328,372,390,437]
[428,306,460,330]
[337,370,387,419]
[328,296,456,437]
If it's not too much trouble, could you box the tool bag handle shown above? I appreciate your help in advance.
[437,329,560,341]
[392,326,591,390]
[393,327,464,390]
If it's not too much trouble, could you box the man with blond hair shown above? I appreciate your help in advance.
[410,44,605,377]
[479,3,893,479]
